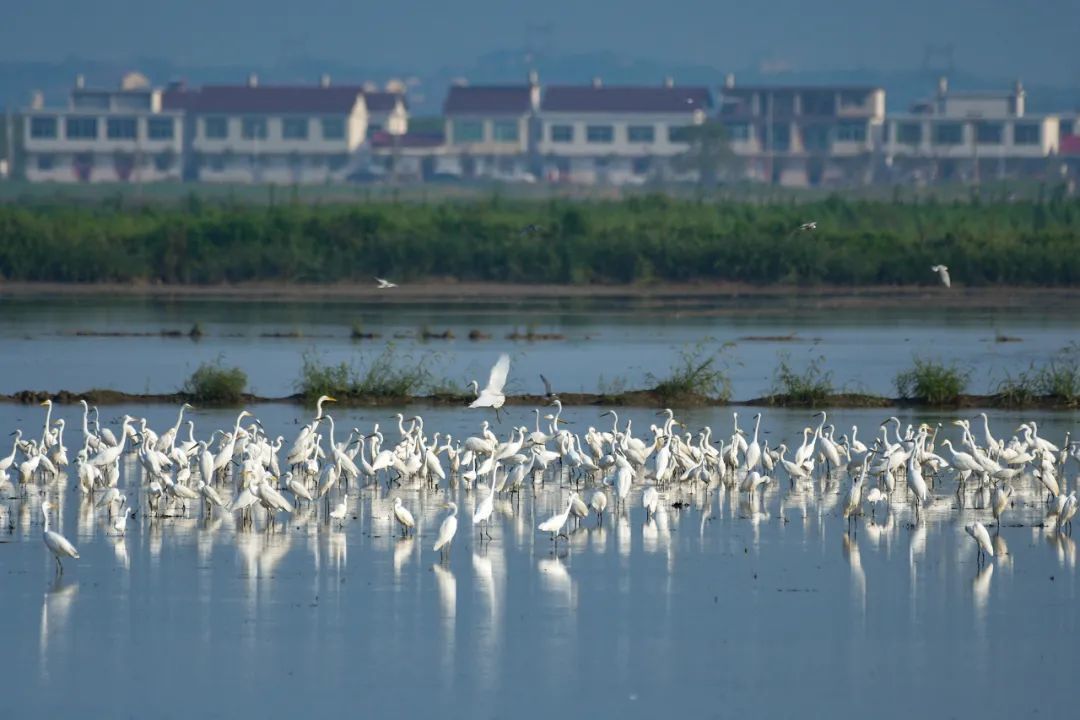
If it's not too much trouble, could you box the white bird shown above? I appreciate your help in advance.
[469,353,511,420]
[931,264,951,288]
[41,500,79,574]
[865,487,887,520]
[590,490,608,524]
[329,497,349,527]
[112,505,132,536]
[393,497,416,537]
[472,487,495,539]
[965,522,994,564]
[799,221,817,231]
[433,502,459,557]
[375,277,398,289]
[538,492,577,544]
[642,486,659,519]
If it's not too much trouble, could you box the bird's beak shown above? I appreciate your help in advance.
[39,401,49,407]
[326,397,337,403]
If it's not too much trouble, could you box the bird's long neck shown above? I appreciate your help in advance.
[42,404,53,443]
[42,506,50,533]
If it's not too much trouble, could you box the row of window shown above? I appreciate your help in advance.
[890,121,1042,146]
[30,115,175,140]
[34,152,176,172]
[546,124,693,144]
[202,116,347,141]
[452,119,519,143]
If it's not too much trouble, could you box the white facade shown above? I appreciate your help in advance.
[23,81,183,183]
[883,115,1059,159]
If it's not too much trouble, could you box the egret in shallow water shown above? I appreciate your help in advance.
[965,522,994,566]
[393,496,416,537]
[433,502,459,559]
[538,492,577,547]
[41,500,79,574]
[590,490,607,525]
[329,497,348,527]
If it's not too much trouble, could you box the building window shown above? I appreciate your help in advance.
[802,124,830,151]
[933,123,963,145]
[586,125,614,143]
[147,117,174,140]
[631,156,652,175]
[282,117,309,140]
[897,122,921,144]
[107,116,138,140]
[65,116,98,139]
[549,124,573,142]
[154,152,174,171]
[242,117,268,140]
[667,126,692,143]
[493,120,519,142]
[366,122,383,139]
[975,122,1003,144]
[207,154,226,171]
[725,122,750,141]
[838,90,866,108]
[835,120,866,142]
[453,119,483,143]
[628,125,655,143]
[1014,122,1040,145]
[204,117,227,139]
[769,123,791,152]
[30,116,58,139]
[36,154,54,171]
[320,117,344,140]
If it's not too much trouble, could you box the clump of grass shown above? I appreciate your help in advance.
[297,345,434,401]
[646,342,732,403]
[895,357,969,405]
[770,354,834,406]
[995,365,1038,406]
[1036,343,1080,405]
[183,357,247,405]
[188,322,204,339]
[597,374,628,396]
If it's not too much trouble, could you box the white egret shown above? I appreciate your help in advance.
[931,264,951,288]
[472,488,494,539]
[469,353,511,420]
[329,497,349,527]
[393,497,416,537]
[965,522,994,565]
[41,500,79,574]
[433,502,459,558]
[375,277,398,289]
[538,492,577,545]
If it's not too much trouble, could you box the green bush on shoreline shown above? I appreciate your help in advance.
[0,195,1078,285]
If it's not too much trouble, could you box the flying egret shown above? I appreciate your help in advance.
[393,497,416,537]
[433,502,459,559]
[375,277,398,289]
[799,221,817,231]
[41,500,79,574]
[931,264,951,288]
[469,353,511,421]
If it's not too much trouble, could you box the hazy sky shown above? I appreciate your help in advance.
[3,0,1079,83]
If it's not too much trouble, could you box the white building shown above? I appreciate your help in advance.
[165,77,372,184]
[441,80,539,180]
[717,77,885,186]
[882,78,1060,183]
[537,80,711,184]
[22,73,184,183]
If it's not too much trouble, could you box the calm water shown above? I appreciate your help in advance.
[0,294,1075,397]
[1,402,1078,718]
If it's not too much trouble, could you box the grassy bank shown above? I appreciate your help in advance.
[0,195,1078,285]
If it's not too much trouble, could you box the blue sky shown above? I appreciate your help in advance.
[3,0,1078,83]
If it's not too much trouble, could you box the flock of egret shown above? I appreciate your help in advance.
[3,358,1077,576]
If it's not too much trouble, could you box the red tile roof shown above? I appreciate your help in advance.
[1060,134,1080,156]
[542,86,712,113]
[443,86,533,115]
[163,85,364,114]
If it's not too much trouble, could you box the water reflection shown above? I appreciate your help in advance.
[39,577,78,683]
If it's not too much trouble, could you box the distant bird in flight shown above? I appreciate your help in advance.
[930,265,951,289]
[540,374,558,402]
[798,221,817,232]
[375,277,398,289]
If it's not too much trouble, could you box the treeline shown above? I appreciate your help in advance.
[1,194,1079,285]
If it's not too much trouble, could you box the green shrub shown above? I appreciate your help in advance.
[770,354,834,406]
[895,358,969,404]
[183,358,247,405]
[1035,343,1080,405]
[297,345,434,400]
[647,342,732,403]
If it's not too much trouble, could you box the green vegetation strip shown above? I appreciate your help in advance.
[3,346,1078,410]
[0,196,1079,285]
